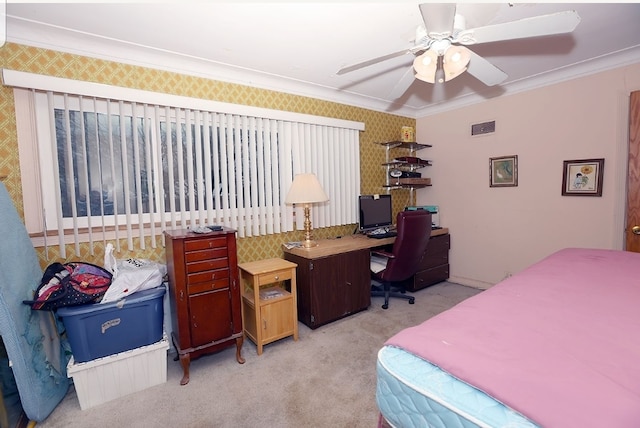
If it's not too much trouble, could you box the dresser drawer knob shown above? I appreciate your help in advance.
[274,275,279,280]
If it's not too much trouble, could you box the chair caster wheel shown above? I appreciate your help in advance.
[409,299,415,304]
[382,304,389,310]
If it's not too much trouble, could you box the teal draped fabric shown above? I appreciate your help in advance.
[0,182,69,422]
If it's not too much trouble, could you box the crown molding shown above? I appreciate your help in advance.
[6,16,417,118]
[8,15,640,121]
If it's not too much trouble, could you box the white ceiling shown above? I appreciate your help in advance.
[5,2,640,118]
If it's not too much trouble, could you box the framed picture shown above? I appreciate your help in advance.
[561,158,604,196]
[489,155,518,187]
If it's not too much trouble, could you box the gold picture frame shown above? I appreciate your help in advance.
[489,155,518,187]
[561,158,604,196]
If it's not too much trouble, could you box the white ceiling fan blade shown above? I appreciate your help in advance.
[466,49,508,86]
[419,3,456,37]
[458,10,581,45]
[336,49,411,75]
[388,66,416,99]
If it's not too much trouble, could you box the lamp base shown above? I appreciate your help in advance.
[302,239,318,248]
[301,205,317,248]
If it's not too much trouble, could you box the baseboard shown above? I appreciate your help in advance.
[447,276,493,290]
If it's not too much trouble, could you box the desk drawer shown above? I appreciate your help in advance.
[427,233,450,253]
[407,264,449,292]
[419,249,448,270]
[257,268,293,285]
[418,234,450,270]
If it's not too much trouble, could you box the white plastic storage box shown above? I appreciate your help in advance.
[57,286,165,362]
[67,335,169,410]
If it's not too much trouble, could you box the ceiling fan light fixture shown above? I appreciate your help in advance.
[443,45,471,81]
[413,49,438,84]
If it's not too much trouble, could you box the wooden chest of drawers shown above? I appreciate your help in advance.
[165,228,244,385]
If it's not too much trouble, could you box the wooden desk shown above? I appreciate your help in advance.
[283,229,449,329]
[284,228,448,258]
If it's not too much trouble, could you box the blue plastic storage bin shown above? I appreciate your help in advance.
[57,286,165,363]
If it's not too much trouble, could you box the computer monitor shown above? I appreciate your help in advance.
[358,194,393,233]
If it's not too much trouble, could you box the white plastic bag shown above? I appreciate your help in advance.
[101,246,167,303]
[104,243,118,277]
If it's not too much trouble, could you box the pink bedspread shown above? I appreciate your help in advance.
[385,248,640,427]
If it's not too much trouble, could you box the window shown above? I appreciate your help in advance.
[7,70,362,256]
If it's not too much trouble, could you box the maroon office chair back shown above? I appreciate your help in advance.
[380,210,432,283]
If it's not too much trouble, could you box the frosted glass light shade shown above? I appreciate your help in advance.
[285,173,329,205]
[413,49,438,83]
[443,45,471,82]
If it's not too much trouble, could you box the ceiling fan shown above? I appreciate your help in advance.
[336,4,581,98]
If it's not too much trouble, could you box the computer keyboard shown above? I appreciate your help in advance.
[367,231,397,239]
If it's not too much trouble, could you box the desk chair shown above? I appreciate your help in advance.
[370,210,431,309]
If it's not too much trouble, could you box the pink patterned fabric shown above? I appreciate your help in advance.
[386,248,640,427]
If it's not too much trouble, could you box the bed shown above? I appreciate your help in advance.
[376,248,640,428]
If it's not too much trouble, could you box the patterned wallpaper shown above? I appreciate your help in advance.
[0,43,416,267]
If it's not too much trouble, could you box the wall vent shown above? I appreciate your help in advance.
[471,120,496,136]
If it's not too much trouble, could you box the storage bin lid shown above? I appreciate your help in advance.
[57,286,165,316]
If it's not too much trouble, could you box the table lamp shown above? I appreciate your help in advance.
[285,173,329,248]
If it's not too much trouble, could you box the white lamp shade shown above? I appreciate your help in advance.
[285,173,329,205]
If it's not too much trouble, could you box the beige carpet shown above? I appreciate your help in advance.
[37,282,481,428]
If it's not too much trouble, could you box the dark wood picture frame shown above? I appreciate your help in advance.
[561,158,604,196]
[489,155,518,187]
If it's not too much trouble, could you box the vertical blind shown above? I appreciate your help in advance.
[6,70,362,257]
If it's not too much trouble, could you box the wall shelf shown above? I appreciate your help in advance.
[377,141,433,195]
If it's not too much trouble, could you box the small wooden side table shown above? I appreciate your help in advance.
[238,258,298,355]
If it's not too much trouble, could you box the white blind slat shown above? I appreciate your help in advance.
[143,104,157,248]
[164,106,176,231]
[92,98,108,246]
[131,102,145,250]
[249,118,259,236]
[184,109,196,227]
[105,100,121,252]
[234,117,244,236]
[211,113,223,225]
[255,119,267,235]
[118,101,133,251]
[220,114,232,229]
[202,112,214,226]
[175,108,188,229]
[78,95,94,254]
[62,94,80,255]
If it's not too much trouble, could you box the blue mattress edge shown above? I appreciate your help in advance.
[376,345,539,428]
